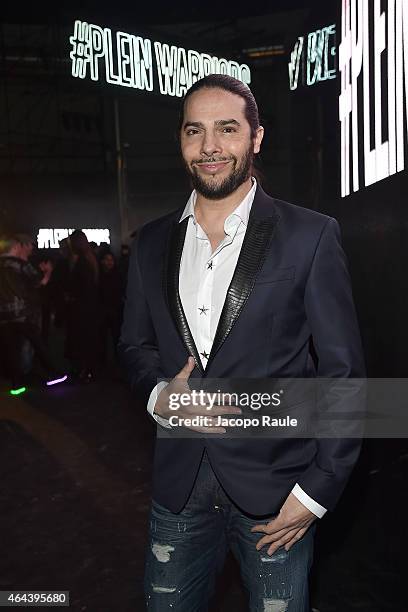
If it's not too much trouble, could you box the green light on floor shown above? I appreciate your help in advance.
[10,386,27,396]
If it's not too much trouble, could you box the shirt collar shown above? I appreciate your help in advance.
[179,178,257,228]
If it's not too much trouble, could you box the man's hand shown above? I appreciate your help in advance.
[251,493,317,555]
[154,356,242,433]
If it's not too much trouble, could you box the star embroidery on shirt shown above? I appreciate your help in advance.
[199,305,209,315]
[200,350,209,360]
[207,261,213,270]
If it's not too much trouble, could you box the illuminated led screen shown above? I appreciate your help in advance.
[37,228,111,249]
[339,0,408,197]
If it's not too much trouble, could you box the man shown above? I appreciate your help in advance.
[0,233,60,388]
[119,75,365,611]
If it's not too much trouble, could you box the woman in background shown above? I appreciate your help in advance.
[65,230,99,382]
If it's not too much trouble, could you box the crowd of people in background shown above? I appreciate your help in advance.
[0,231,130,391]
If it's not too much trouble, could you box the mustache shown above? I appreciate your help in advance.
[192,156,235,165]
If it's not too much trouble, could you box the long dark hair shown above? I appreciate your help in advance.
[178,74,263,183]
[69,230,99,283]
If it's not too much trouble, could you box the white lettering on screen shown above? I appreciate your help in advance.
[69,20,251,96]
[288,24,336,90]
[339,0,408,197]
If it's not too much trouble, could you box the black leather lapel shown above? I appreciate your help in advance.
[205,213,280,373]
[163,217,205,375]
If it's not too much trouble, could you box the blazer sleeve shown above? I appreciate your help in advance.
[118,230,166,408]
[297,217,366,511]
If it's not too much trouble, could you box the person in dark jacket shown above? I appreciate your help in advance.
[118,75,365,611]
[65,230,99,382]
[0,233,59,388]
[47,236,76,331]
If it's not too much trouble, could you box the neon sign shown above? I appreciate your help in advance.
[37,228,111,249]
[339,0,408,197]
[288,24,336,90]
[69,20,251,97]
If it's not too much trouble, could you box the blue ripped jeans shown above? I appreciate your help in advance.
[144,450,315,611]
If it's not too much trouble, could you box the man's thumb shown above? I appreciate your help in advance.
[176,356,196,379]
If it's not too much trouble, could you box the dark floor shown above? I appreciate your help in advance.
[1,357,407,611]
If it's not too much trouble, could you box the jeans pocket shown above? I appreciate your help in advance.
[151,499,171,514]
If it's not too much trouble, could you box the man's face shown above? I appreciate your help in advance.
[101,253,115,271]
[180,87,263,200]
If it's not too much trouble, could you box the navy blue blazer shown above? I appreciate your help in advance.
[118,184,365,515]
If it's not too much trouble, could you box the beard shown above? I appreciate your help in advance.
[185,145,253,200]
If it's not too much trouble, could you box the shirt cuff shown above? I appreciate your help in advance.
[291,483,327,518]
[147,381,172,429]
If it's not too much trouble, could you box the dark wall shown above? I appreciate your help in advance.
[0,35,121,249]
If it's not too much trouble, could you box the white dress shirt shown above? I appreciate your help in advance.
[147,179,327,518]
